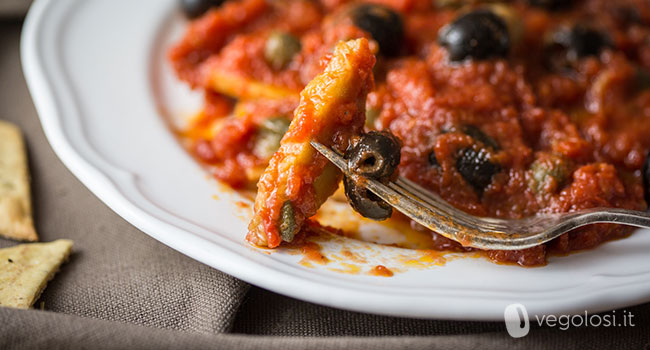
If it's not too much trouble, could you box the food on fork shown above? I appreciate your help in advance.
[247,38,375,248]
[343,131,402,221]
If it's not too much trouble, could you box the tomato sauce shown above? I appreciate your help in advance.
[170,0,650,266]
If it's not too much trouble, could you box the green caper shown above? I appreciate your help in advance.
[264,32,302,70]
[253,117,291,159]
[528,154,572,193]
[279,200,298,242]
[365,108,380,129]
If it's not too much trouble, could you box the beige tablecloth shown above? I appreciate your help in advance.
[0,11,649,350]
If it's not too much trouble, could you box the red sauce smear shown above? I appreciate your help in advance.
[369,265,394,277]
[300,242,329,265]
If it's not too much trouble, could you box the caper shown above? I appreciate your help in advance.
[438,9,510,61]
[343,176,393,220]
[279,201,298,242]
[350,4,404,57]
[346,131,402,182]
[456,148,501,192]
[528,154,571,193]
[180,0,225,19]
[365,108,380,129]
[253,117,291,159]
[264,32,302,70]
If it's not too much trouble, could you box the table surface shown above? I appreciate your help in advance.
[1,16,649,350]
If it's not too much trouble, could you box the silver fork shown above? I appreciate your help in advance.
[310,140,650,250]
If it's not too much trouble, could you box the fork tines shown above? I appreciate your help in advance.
[309,140,467,243]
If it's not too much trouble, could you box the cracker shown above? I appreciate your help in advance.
[0,120,37,241]
[0,239,73,309]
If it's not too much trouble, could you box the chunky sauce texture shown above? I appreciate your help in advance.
[170,0,650,266]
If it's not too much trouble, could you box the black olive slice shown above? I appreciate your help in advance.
[438,9,510,61]
[564,25,610,60]
[180,0,225,19]
[547,24,610,65]
[346,131,401,182]
[343,176,393,220]
[456,147,501,192]
[343,131,401,220]
[350,4,404,57]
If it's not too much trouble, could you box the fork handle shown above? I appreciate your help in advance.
[566,208,650,230]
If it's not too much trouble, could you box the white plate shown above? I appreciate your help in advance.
[21,0,650,320]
